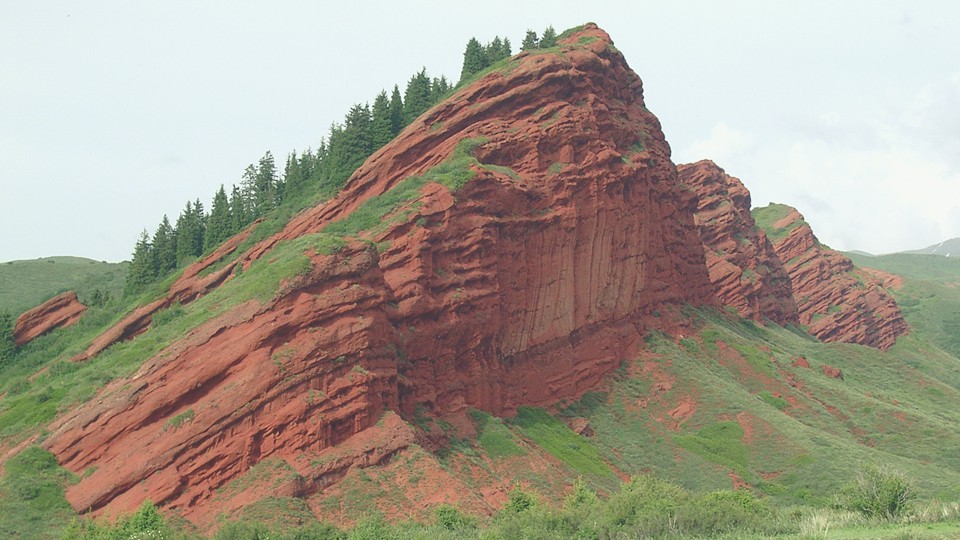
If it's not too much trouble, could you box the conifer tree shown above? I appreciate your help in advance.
[204,185,231,251]
[0,310,16,363]
[430,76,450,103]
[389,85,404,136]
[502,37,512,57]
[459,38,488,83]
[540,26,557,48]
[255,151,277,214]
[229,185,248,232]
[125,230,155,295]
[175,200,205,264]
[487,36,505,62]
[151,215,177,277]
[403,69,433,123]
[370,90,394,149]
[521,30,539,51]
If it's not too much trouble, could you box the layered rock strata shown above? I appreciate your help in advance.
[755,204,908,349]
[679,160,797,324]
[45,24,715,524]
[13,291,87,346]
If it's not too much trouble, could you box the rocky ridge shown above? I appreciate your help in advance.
[753,204,908,349]
[679,160,797,325]
[43,24,716,525]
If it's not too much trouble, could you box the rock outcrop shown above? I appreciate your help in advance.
[753,204,908,350]
[44,24,715,525]
[13,291,87,346]
[680,160,797,324]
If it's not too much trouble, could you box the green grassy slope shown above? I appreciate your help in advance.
[0,256,128,317]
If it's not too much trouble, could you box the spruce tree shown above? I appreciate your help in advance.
[540,26,557,48]
[229,185,248,232]
[370,90,394,149]
[0,310,16,363]
[389,85,404,136]
[151,215,177,277]
[403,69,433,123]
[502,37,513,57]
[487,36,505,62]
[125,230,155,295]
[205,185,232,251]
[255,151,277,214]
[521,30,539,51]
[430,76,450,103]
[459,37,488,84]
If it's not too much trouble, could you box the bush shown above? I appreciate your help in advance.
[837,463,915,520]
[435,504,476,530]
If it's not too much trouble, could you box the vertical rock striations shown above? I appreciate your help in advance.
[44,23,715,524]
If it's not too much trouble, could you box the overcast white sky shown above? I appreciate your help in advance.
[2,1,958,262]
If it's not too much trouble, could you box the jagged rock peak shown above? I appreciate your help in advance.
[680,160,798,325]
[753,202,908,350]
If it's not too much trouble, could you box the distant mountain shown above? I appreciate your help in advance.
[0,256,127,316]
[902,237,960,257]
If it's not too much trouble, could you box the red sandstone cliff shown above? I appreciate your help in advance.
[13,291,87,346]
[44,24,714,525]
[754,204,908,349]
[679,160,797,324]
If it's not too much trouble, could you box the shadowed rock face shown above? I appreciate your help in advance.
[13,291,86,346]
[44,24,715,526]
[679,160,798,325]
[759,205,908,350]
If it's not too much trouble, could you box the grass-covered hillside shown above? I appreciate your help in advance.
[0,256,127,317]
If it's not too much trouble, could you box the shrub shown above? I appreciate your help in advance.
[837,463,915,520]
[435,504,476,530]
[504,484,538,513]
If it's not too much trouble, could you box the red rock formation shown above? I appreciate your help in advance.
[680,160,797,324]
[822,365,844,380]
[756,204,908,350]
[44,24,714,526]
[13,291,87,346]
[792,356,810,369]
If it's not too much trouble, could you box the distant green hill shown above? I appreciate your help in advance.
[0,256,128,317]
[902,237,960,257]
[847,251,960,358]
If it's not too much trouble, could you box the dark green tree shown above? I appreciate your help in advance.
[540,25,557,48]
[255,151,278,214]
[430,75,450,102]
[0,310,16,363]
[389,85,404,136]
[124,230,155,295]
[521,29,539,51]
[229,184,248,232]
[403,68,433,123]
[370,90,394,149]
[175,199,205,264]
[459,37,488,83]
[327,104,372,187]
[204,185,232,251]
[487,36,505,62]
[151,215,177,277]
[502,37,512,57]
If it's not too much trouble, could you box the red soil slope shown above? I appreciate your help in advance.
[44,24,715,526]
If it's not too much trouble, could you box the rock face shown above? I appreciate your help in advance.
[44,24,714,525]
[13,291,87,346]
[754,204,908,350]
[679,160,797,324]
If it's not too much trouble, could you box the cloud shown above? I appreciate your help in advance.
[676,72,960,255]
